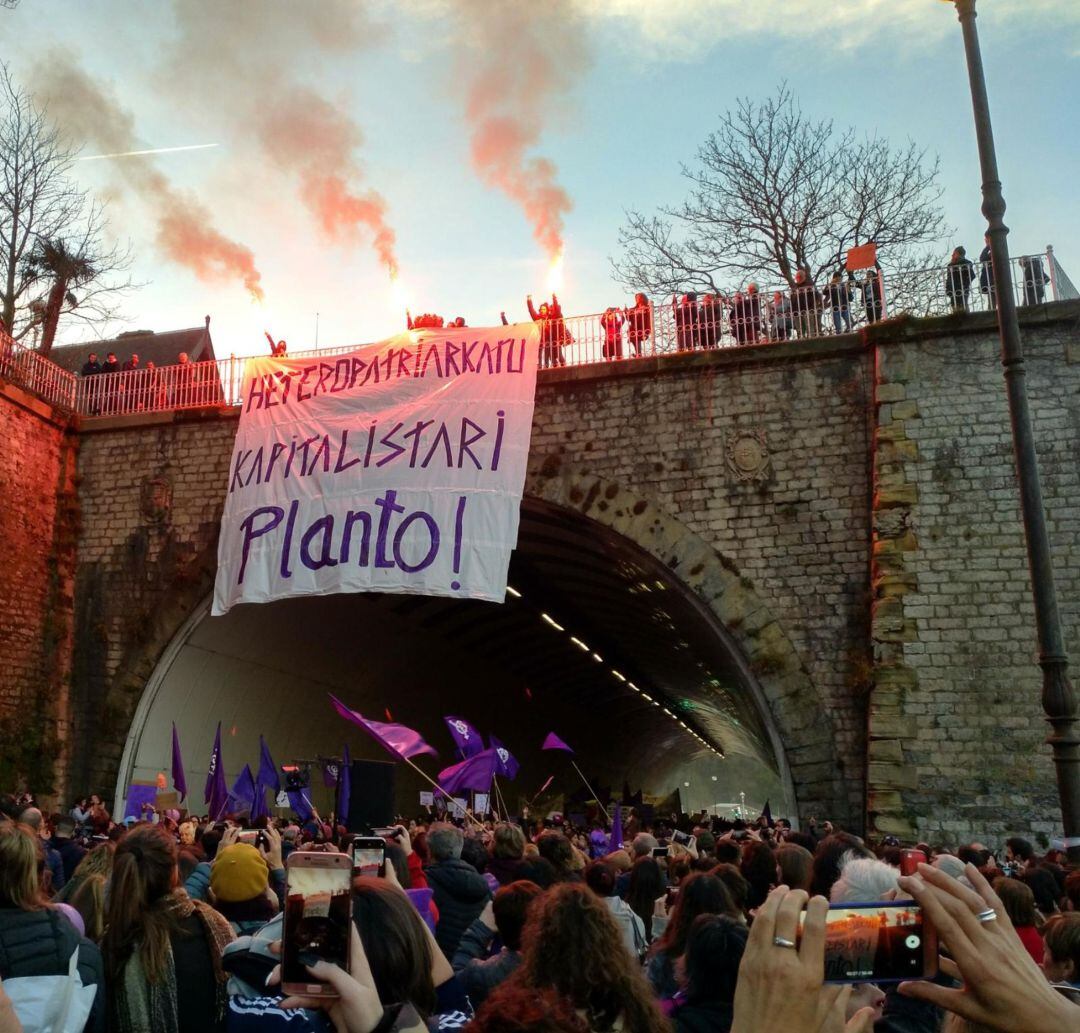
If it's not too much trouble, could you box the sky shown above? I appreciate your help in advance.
[2,0,1078,359]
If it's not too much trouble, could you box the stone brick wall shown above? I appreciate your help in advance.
[869,305,1080,846]
[0,383,78,797]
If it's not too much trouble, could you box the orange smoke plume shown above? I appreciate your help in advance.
[255,88,398,278]
[32,54,264,301]
[453,1,585,260]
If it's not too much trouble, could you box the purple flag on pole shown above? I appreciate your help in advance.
[171,722,187,800]
[287,789,313,823]
[541,732,574,754]
[438,748,498,796]
[444,716,484,758]
[204,722,229,820]
[336,744,351,824]
[251,779,269,822]
[321,761,340,789]
[258,736,280,793]
[228,764,256,811]
[489,735,520,780]
[608,803,624,852]
[329,694,437,760]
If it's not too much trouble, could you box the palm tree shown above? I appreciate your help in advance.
[22,237,96,354]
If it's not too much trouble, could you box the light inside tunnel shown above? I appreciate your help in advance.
[118,499,795,817]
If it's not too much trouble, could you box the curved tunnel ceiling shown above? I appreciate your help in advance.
[125,500,790,813]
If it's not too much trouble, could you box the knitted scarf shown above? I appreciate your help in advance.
[113,892,235,1033]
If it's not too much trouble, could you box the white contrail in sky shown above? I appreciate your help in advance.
[78,142,219,161]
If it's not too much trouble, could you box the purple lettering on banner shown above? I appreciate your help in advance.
[396,348,412,379]
[230,449,253,493]
[375,422,406,468]
[244,447,265,488]
[461,340,478,373]
[374,490,405,568]
[330,358,350,393]
[444,341,461,377]
[295,364,316,402]
[478,340,495,373]
[315,363,334,397]
[245,376,266,413]
[265,441,288,481]
[413,340,423,378]
[238,506,285,584]
[506,337,524,373]
[300,515,339,571]
[392,510,440,573]
[364,423,377,466]
[491,410,506,471]
[421,423,454,469]
[275,369,295,404]
[341,510,372,565]
[334,430,361,474]
[458,417,486,469]
[349,357,366,390]
[307,435,332,476]
[404,419,435,467]
[420,344,443,378]
[283,438,300,479]
[264,374,280,408]
[280,499,299,579]
[288,436,321,479]
[451,495,467,590]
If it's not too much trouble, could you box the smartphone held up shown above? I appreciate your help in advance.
[800,900,938,983]
[282,851,353,998]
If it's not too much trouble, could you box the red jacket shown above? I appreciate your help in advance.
[1016,924,1044,964]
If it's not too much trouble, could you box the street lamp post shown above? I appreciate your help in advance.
[949,0,1080,861]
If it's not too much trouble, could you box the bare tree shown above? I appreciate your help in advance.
[613,85,949,295]
[0,64,130,351]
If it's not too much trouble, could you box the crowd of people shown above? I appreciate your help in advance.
[78,350,207,412]
[0,787,1078,1033]
[944,237,1051,313]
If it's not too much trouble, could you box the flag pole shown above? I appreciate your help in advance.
[398,752,485,829]
[571,760,612,825]
[492,774,510,819]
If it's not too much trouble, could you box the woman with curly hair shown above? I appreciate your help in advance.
[645,872,737,1000]
[102,823,234,1032]
[489,882,667,1032]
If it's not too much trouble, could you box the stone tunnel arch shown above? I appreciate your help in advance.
[110,466,844,823]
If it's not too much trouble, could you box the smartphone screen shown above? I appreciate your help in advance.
[282,857,353,995]
[351,837,386,877]
[801,901,936,983]
[672,830,692,846]
[651,846,669,859]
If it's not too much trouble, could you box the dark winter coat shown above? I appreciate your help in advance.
[0,906,106,1032]
[425,858,492,959]
[50,835,87,884]
[485,856,523,887]
[451,918,522,1008]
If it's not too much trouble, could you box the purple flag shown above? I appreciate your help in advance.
[608,803,624,852]
[336,744,351,824]
[250,779,269,822]
[287,789,313,822]
[321,760,340,788]
[542,732,574,754]
[258,736,280,793]
[438,748,497,796]
[489,735,520,780]
[329,694,437,760]
[444,716,484,758]
[228,764,256,812]
[171,722,187,800]
[204,722,229,820]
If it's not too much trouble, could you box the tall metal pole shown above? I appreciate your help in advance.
[952,0,1080,861]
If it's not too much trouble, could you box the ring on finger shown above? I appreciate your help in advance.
[976,908,997,923]
[773,937,798,949]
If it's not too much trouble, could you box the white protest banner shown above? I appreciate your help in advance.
[419,791,434,807]
[213,324,540,615]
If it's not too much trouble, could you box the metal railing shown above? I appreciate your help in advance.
[0,327,77,412]
[2,249,1074,420]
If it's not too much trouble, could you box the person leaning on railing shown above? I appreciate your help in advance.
[626,293,652,357]
[791,270,822,339]
[944,246,976,312]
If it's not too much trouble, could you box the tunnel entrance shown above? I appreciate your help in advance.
[116,498,797,819]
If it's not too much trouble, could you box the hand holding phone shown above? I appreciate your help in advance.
[351,837,386,878]
[282,851,353,998]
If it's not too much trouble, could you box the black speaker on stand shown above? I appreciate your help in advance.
[345,759,396,831]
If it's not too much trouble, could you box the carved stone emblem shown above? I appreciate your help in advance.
[142,475,173,523]
[726,431,771,483]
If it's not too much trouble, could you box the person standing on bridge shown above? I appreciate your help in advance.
[945,246,976,312]
[627,292,653,357]
[600,306,625,360]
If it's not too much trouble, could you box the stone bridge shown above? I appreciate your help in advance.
[2,302,1078,842]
